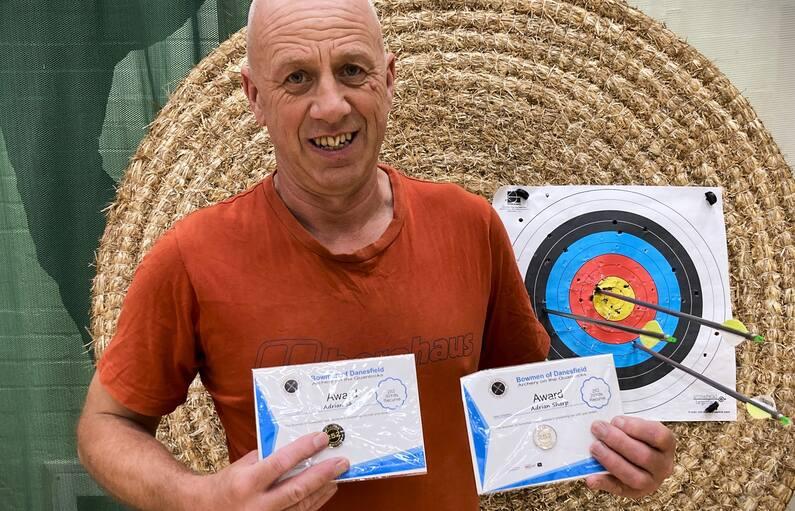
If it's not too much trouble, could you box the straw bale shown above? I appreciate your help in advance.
[91,1,795,509]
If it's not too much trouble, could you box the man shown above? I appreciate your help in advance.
[77,0,675,509]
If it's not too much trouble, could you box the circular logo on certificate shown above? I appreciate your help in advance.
[533,424,557,450]
[376,377,408,410]
[323,423,345,448]
[283,379,299,394]
[579,376,612,409]
[490,379,507,397]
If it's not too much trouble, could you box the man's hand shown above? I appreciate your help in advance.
[585,416,675,498]
[78,374,347,511]
[198,432,349,511]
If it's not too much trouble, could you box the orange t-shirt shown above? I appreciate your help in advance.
[99,164,550,510]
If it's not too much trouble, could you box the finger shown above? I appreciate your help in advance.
[586,474,647,499]
[610,416,676,453]
[236,449,260,466]
[590,439,655,491]
[591,420,668,478]
[257,432,330,486]
[268,457,349,509]
[284,483,338,511]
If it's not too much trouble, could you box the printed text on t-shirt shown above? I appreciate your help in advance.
[254,333,475,367]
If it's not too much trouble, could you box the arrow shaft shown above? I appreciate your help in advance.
[543,308,667,340]
[596,288,755,341]
[633,341,783,420]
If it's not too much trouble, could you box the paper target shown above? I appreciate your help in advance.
[493,186,737,421]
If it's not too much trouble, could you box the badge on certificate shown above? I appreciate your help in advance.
[460,354,623,493]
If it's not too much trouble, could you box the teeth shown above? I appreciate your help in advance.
[312,132,354,149]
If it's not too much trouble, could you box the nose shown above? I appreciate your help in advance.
[309,75,352,124]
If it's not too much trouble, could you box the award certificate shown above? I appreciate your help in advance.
[253,354,426,482]
[461,354,623,493]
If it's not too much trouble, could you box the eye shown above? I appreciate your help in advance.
[285,70,308,85]
[341,64,364,79]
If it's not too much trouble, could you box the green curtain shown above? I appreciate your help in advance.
[0,1,249,508]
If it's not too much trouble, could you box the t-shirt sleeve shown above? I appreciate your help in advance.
[97,227,201,417]
[480,207,550,370]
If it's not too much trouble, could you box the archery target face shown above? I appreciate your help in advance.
[493,187,736,420]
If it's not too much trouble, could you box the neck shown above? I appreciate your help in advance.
[273,168,394,253]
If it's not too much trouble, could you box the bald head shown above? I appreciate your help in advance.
[238,0,396,201]
[246,0,384,69]
[248,0,378,23]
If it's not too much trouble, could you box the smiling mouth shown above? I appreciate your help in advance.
[310,131,357,151]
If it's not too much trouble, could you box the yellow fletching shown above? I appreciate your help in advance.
[723,318,748,334]
[640,320,663,348]
[720,319,748,347]
[746,395,775,420]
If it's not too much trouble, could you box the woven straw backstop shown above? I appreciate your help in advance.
[91,1,794,509]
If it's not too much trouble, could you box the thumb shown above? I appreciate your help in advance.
[255,432,330,486]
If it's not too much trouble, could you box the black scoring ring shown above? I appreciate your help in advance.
[526,211,703,390]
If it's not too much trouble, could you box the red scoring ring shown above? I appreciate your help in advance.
[569,254,658,344]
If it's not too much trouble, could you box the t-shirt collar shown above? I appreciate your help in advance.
[261,163,406,263]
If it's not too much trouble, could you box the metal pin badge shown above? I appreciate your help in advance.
[323,423,345,448]
[533,424,557,450]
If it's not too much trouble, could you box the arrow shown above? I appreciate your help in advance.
[633,341,790,426]
[595,288,764,344]
[542,308,677,343]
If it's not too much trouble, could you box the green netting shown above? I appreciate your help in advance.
[0,1,249,508]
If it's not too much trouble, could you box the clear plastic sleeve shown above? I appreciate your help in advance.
[253,354,426,482]
[460,354,623,493]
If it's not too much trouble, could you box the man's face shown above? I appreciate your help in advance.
[242,0,395,197]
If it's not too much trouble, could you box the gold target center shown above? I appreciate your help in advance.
[594,277,635,321]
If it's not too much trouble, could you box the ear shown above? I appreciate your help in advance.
[241,64,268,126]
[384,53,396,110]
